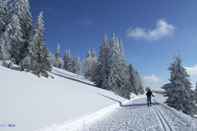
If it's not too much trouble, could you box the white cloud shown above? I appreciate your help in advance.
[143,74,160,83]
[185,65,197,77]
[127,19,175,41]
[185,65,197,87]
[143,74,165,90]
[142,65,197,90]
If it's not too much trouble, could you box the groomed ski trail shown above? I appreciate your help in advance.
[79,97,197,131]
[152,104,173,131]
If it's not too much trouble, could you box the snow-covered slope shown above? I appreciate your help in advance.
[0,65,126,131]
[51,67,95,86]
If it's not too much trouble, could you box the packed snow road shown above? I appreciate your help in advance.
[80,98,197,131]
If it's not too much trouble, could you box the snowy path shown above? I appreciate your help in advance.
[80,98,197,131]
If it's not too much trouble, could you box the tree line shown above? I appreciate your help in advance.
[51,33,145,99]
[0,0,51,77]
[0,0,145,99]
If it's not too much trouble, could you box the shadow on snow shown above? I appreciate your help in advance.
[120,102,159,107]
[98,93,159,108]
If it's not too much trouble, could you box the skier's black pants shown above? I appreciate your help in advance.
[147,97,152,106]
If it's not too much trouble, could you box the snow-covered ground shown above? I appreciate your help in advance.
[80,97,197,131]
[1,65,196,131]
[51,67,95,86]
[0,65,127,131]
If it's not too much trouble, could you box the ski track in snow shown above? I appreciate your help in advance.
[79,98,197,131]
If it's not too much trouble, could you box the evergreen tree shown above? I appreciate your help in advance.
[49,51,55,66]
[0,21,11,60]
[83,49,97,81]
[14,0,33,65]
[128,64,144,94]
[0,0,12,60]
[195,82,197,103]
[162,57,197,116]
[20,54,31,71]
[107,33,131,99]
[95,33,134,99]
[63,50,80,74]
[0,0,10,37]
[95,34,111,89]
[31,12,51,77]
[8,14,23,64]
[195,82,197,91]
[54,44,63,68]
[71,56,81,74]
[0,0,7,38]
[0,45,2,59]
[63,50,72,71]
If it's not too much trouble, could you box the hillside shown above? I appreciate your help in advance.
[0,65,127,131]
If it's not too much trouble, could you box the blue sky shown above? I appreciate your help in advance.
[30,0,197,88]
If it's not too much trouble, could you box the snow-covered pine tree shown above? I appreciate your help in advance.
[54,44,63,68]
[128,64,144,94]
[49,51,55,66]
[0,44,2,59]
[63,50,72,71]
[162,57,197,116]
[63,50,80,74]
[107,33,131,99]
[20,54,31,71]
[95,34,111,89]
[0,0,8,38]
[195,82,197,91]
[0,0,5,59]
[195,82,197,103]
[0,0,12,60]
[13,0,33,65]
[0,0,10,37]
[71,56,81,74]
[8,14,24,65]
[83,49,97,81]
[31,12,51,77]
[41,46,52,76]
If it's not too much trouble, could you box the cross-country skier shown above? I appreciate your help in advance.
[146,88,154,107]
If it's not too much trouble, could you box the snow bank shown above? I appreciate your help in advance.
[35,94,144,131]
[0,66,126,131]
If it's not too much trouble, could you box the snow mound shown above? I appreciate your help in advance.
[0,66,126,131]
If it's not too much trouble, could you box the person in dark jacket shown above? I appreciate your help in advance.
[146,88,154,106]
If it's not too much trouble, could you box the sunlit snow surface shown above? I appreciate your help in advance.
[0,66,126,131]
[80,97,197,131]
[36,95,197,131]
[0,65,196,131]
